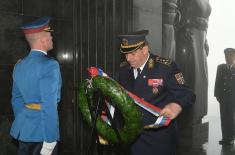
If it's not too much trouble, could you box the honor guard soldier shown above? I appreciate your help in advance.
[214,48,235,145]
[116,30,195,155]
[10,16,62,155]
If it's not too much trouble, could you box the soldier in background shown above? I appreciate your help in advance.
[214,48,235,145]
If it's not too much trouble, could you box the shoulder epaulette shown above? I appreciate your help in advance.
[155,56,172,66]
[120,61,128,67]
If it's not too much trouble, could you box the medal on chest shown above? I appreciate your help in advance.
[148,78,163,94]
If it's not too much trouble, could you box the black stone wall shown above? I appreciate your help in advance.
[0,0,132,154]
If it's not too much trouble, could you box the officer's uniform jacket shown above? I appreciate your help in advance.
[214,64,235,101]
[214,63,235,141]
[118,53,195,155]
[10,50,62,143]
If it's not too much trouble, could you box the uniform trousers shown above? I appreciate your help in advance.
[18,141,58,155]
[219,99,235,141]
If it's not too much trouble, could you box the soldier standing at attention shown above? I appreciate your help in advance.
[10,16,62,155]
[117,30,195,155]
[214,48,235,145]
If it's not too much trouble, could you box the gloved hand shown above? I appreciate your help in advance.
[40,141,57,155]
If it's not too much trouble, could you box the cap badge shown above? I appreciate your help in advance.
[122,38,129,46]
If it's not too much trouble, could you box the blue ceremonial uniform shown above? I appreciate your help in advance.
[118,53,195,155]
[11,50,62,143]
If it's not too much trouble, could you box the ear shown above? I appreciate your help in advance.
[39,35,47,50]
[142,45,149,55]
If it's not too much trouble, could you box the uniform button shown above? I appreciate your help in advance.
[143,75,146,78]
[224,83,226,85]
[224,89,226,91]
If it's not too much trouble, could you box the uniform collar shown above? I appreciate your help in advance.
[133,53,149,78]
[29,49,47,57]
[227,64,232,70]
[140,53,149,71]
[31,49,47,55]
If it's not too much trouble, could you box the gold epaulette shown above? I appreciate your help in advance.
[120,61,128,67]
[155,56,172,66]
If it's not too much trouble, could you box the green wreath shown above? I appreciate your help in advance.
[78,76,142,144]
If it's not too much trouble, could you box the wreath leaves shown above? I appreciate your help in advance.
[78,76,142,144]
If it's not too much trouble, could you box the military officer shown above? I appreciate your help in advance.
[117,30,195,155]
[214,48,235,145]
[10,16,62,155]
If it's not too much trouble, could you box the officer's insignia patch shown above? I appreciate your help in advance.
[155,56,171,66]
[122,38,128,46]
[120,61,128,67]
[175,72,185,84]
[148,58,155,69]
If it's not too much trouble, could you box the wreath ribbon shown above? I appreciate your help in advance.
[88,67,172,128]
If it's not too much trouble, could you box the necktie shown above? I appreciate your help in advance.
[137,68,141,78]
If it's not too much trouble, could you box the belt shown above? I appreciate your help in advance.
[25,103,41,110]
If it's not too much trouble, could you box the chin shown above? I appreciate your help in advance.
[129,64,136,68]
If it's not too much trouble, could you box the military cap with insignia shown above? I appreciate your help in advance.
[118,30,149,53]
[224,48,235,54]
[20,16,53,34]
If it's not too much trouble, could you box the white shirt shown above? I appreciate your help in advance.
[133,53,149,79]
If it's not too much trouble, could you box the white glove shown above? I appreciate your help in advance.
[40,141,57,155]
